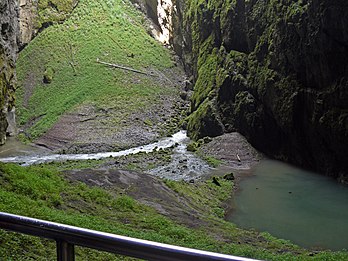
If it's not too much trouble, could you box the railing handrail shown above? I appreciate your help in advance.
[0,212,260,261]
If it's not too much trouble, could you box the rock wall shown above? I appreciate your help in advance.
[173,0,348,181]
[130,0,174,45]
[0,0,79,145]
[0,0,19,144]
[19,0,79,46]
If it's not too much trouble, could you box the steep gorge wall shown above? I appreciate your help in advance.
[0,0,79,145]
[172,0,348,180]
[0,0,19,144]
[19,0,79,46]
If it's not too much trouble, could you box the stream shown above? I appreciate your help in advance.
[1,133,348,250]
[0,131,189,165]
[0,131,212,180]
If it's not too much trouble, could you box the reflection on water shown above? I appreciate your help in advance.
[228,159,348,251]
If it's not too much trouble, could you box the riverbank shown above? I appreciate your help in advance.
[1,157,348,260]
[2,127,348,258]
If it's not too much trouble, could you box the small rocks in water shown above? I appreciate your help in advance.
[189,179,195,184]
[223,172,235,181]
[212,177,221,186]
[288,191,292,194]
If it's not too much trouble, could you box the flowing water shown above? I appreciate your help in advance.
[146,138,211,181]
[227,159,348,251]
[0,131,188,165]
[0,131,212,180]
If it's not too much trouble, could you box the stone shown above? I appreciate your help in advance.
[0,0,19,144]
[212,176,221,186]
[223,173,235,181]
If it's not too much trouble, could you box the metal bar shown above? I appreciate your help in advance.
[57,240,75,261]
[0,212,260,261]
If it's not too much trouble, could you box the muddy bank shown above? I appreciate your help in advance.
[198,132,263,181]
[63,168,208,228]
[34,94,189,154]
[0,137,47,158]
[61,132,263,226]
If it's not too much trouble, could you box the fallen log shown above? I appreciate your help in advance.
[96,58,157,77]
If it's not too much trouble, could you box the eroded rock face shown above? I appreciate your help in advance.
[19,0,37,45]
[0,0,19,144]
[19,0,79,46]
[173,0,348,180]
[131,0,176,45]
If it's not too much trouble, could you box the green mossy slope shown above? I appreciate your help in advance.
[17,0,174,140]
[1,163,347,260]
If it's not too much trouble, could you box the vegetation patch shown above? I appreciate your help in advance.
[0,163,347,260]
[16,0,176,141]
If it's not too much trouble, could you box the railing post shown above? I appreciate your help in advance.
[56,240,75,261]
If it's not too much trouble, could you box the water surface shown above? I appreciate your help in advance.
[228,160,348,250]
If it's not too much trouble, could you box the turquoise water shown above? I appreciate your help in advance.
[228,160,348,250]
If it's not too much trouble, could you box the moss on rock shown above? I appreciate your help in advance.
[177,0,348,179]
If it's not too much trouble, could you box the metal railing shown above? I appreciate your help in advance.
[0,212,259,261]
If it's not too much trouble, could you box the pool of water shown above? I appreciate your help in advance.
[228,159,348,251]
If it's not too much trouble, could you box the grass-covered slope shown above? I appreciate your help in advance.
[16,0,177,142]
[1,163,348,260]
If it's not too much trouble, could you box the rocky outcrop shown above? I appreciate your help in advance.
[0,0,79,144]
[131,0,175,45]
[0,0,19,144]
[19,0,79,46]
[172,0,348,180]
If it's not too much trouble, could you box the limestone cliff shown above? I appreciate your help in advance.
[0,0,19,144]
[19,0,78,46]
[173,0,348,180]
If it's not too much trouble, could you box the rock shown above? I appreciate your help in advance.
[172,0,348,180]
[43,67,55,84]
[212,176,221,186]
[0,0,19,144]
[19,0,79,46]
[223,173,235,181]
[179,91,188,100]
[6,107,16,136]
[186,142,197,152]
